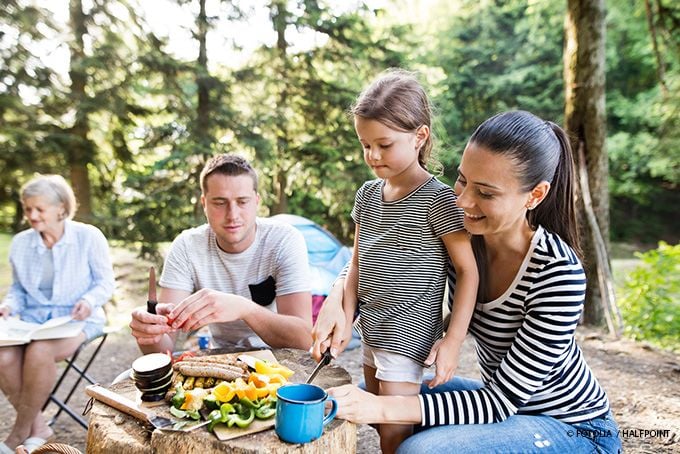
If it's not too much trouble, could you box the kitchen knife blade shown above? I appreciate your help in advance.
[147,266,157,314]
[305,349,332,384]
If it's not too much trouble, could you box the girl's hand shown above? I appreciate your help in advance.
[311,300,350,361]
[424,337,461,388]
[71,299,92,320]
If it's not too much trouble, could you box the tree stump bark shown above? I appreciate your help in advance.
[87,349,357,453]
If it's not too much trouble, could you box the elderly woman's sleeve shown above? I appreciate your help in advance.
[2,238,29,314]
[2,266,28,314]
[79,226,115,309]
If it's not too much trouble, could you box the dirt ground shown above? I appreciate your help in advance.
[1,247,678,453]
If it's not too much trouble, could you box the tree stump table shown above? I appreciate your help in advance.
[86,348,356,453]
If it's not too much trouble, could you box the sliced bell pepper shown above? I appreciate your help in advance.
[254,360,294,379]
[254,405,276,420]
[227,407,255,428]
[207,409,223,432]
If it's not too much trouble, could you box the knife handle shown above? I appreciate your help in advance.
[147,300,157,315]
[86,384,151,423]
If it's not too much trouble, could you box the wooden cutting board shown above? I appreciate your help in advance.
[209,349,279,441]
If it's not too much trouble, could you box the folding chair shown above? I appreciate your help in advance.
[41,330,110,429]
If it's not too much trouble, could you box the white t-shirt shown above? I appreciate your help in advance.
[159,218,311,348]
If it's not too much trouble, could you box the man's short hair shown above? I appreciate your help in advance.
[200,154,258,193]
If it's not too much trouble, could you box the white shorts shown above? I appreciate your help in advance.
[362,343,425,384]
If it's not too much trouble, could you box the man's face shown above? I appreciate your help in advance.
[201,173,260,253]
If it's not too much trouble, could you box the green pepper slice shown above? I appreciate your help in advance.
[207,409,223,432]
[239,397,261,409]
[254,406,276,419]
[227,407,255,428]
[171,383,186,409]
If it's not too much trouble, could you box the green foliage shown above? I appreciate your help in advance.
[618,242,680,351]
[423,0,566,182]
[607,0,679,243]
[1,0,678,249]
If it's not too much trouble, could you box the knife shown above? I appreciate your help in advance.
[305,350,332,384]
[147,266,157,315]
[85,384,210,432]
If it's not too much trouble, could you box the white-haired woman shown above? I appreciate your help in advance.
[0,175,114,453]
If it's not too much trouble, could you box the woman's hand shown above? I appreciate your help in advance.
[328,384,383,424]
[71,299,92,320]
[424,337,461,388]
[328,384,422,425]
[0,304,11,319]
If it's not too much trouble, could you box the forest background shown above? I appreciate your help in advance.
[0,0,678,345]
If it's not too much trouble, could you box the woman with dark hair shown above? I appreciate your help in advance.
[315,111,622,453]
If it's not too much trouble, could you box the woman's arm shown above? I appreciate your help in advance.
[329,384,422,425]
[2,238,28,314]
[425,229,478,388]
[419,255,587,426]
[78,227,115,309]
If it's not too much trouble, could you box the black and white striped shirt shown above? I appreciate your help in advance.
[352,177,465,365]
[420,226,610,425]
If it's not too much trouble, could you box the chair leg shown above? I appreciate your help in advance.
[42,333,108,429]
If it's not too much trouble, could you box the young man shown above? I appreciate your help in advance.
[130,154,312,352]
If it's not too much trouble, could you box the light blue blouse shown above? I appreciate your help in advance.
[2,220,115,340]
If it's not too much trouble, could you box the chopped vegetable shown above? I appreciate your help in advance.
[171,384,185,409]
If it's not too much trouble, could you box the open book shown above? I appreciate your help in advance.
[0,315,85,346]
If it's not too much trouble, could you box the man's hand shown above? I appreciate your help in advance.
[167,288,250,332]
[130,303,175,345]
[71,299,92,321]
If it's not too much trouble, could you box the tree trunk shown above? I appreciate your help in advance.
[196,0,210,147]
[68,0,93,221]
[271,0,290,213]
[563,0,608,325]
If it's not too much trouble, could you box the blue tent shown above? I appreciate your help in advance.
[270,214,352,296]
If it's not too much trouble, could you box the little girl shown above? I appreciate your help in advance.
[332,70,478,453]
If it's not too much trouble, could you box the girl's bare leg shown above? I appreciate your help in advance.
[377,380,421,454]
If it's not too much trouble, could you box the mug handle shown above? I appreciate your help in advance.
[323,396,338,427]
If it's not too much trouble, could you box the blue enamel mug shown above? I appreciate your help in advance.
[275,383,338,444]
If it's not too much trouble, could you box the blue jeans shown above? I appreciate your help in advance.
[397,377,622,454]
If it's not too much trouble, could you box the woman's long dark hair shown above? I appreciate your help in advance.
[467,111,581,301]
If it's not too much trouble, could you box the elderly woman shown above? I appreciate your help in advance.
[0,175,114,453]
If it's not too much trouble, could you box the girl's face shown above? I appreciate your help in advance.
[453,143,533,237]
[354,117,424,181]
[22,195,65,234]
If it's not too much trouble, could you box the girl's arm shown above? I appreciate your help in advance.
[426,229,478,388]
[311,225,360,360]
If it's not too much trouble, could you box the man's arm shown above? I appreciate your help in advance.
[243,291,312,349]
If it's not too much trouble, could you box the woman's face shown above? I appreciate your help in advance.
[22,195,65,234]
[453,143,532,237]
